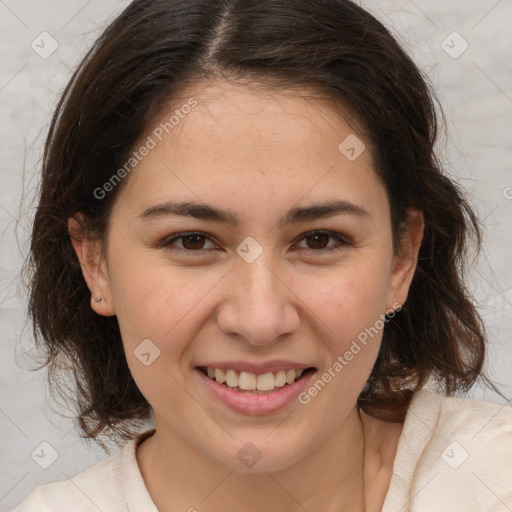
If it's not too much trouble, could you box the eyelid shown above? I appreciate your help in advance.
[292,230,349,252]
[157,231,219,251]
[158,229,350,254]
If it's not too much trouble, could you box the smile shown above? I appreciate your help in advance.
[197,366,313,393]
[195,366,317,415]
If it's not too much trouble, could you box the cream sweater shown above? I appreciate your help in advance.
[11,389,512,511]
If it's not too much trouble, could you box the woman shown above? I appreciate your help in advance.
[14,0,511,510]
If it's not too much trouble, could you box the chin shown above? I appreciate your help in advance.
[210,435,312,474]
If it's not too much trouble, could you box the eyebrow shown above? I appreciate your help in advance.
[138,199,369,226]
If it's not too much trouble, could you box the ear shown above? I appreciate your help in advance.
[386,208,424,310]
[68,215,116,316]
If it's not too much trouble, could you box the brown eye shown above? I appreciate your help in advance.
[304,232,330,250]
[295,230,349,253]
[180,234,207,250]
[160,232,217,252]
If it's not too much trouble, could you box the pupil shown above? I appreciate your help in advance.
[183,234,204,250]
[307,233,328,249]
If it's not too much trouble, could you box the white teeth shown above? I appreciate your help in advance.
[239,371,257,390]
[225,369,238,387]
[257,372,275,391]
[275,370,287,387]
[214,368,226,384]
[203,367,309,391]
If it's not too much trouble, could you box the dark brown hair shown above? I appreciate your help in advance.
[25,0,504,450]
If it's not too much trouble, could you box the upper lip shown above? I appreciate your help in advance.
[196,360,315,376]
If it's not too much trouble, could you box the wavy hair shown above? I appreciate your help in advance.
[24,0,504,450]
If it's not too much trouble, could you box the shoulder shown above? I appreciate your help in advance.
[383,389,512,512]
[410,388,512,438]
[407,389,512,475]
[10,439,134,512]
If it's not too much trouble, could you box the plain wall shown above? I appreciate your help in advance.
[1,0,511,509]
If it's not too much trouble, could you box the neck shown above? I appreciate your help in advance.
[137,405,367,512]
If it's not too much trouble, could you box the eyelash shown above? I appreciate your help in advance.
[158,230,350,255]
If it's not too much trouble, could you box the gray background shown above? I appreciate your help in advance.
[1,0,511,509]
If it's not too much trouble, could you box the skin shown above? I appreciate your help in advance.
[70,79,423,512]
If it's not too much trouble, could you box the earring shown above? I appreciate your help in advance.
[94,297,102,302]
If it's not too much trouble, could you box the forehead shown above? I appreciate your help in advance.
[112,79,387,223]
[156,78,365,153]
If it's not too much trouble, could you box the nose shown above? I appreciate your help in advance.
[216,252,300,347]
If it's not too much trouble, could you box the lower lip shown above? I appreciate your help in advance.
[195,368,316,415]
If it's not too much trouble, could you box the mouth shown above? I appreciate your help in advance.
[195,364,317,415]
[196,366,316,394]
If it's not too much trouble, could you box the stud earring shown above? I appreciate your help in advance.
[94,297,102,302]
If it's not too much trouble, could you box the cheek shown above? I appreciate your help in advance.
[107,250,224,379]
[305,263,390,339]
[290,272,389,435]
[110,264,212,341]
[108,264,212,407]
[299,267,391,394]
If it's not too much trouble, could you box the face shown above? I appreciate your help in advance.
[71,79,421,473]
